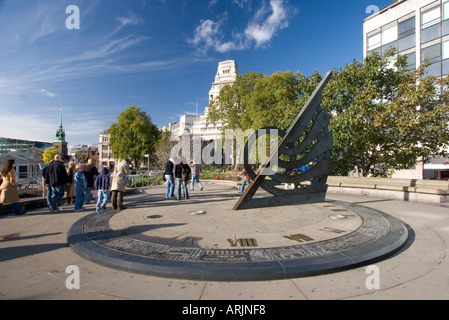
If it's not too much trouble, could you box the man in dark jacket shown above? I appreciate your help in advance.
[44,154,69,212]
[84,158,99,204]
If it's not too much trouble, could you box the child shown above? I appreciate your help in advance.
[94,166,111,213]
[74,164,87,211]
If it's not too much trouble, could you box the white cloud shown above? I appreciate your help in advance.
[0,113,56,143]
[116,11,145,27]
[189,0,293,53]
[40,89,59,98]
[245,0,290,47]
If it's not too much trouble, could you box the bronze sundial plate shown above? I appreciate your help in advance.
[68,197,408,281]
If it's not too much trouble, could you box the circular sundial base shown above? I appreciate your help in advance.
[67,199,409,281]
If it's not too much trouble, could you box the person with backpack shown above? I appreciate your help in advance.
[174,158,191,200]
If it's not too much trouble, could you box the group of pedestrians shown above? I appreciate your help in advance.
[164,157,203,200]
[1,152,251,216]
[41,155,131,214]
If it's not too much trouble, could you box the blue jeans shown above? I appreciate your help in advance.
[74,189,85,210]
[12,203,23,215]
[239,180,250,194]
[46,185,52,206]
[176,178,189,200]
[0,202,23,214]
[190,174,203,190]
[96,190,108,212]
[50,185,65,211]
[165,175,174,198]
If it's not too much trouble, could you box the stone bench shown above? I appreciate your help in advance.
[327,176,449,203]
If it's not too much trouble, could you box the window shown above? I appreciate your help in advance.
[382,25,397,44]
[398,16,416,52]
[422,42,442,77]
[422,42,441,63]
[443,39,449,59]
[18,165,27,179]
[443,0,449,20]
[404,51,416,71]
[443,39,449,75]
[367,32,381,53]
[381,25,398,55]
[421,6,441,44]
[443,0,449,35]
[422,6,441,29]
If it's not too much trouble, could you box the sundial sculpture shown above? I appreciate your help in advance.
[234,71,333,210]
[68,68,409,280]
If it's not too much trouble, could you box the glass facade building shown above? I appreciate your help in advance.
[0,137,52,157]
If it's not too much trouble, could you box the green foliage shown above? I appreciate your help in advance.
[322,50,449,176]
[208,70,322,132]
[42,147,59,163]
[108,106,160,168]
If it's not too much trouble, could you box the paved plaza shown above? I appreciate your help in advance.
[1,181,449,300]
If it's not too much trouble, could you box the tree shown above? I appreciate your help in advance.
[42,146,60,163]
[108,106,160,168]
[73,151,87,164]
[207,71,322,168]
[151,129,178,170]
[322,50,449,176]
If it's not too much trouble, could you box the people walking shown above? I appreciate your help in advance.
[83,159,99,205]
[111,158,131,210]
[0,159,26,215]
[44,154,69,213]
[164,157,175,199]
[94,166,111,213]
[175,158,190,200]
[65,161,76,205]
[74,164,87,211]
[238,168,251,194]
[189,160,203,191]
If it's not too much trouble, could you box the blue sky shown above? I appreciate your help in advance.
[0,0,393,147]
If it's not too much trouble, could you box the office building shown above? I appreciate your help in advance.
[364,0,449,179]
